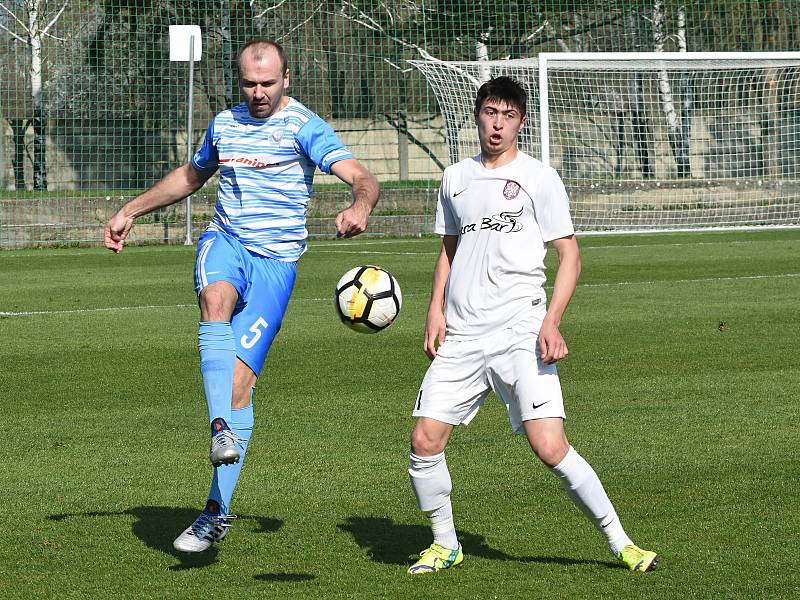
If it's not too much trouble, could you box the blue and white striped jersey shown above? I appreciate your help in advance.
[192,98,353,261]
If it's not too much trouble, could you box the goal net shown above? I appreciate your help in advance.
[410,53,800,232]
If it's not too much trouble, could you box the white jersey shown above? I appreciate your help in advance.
[435,151,575,339]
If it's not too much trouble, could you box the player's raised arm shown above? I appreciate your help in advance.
[330,158,379,238]
[104,164,213,253]
[424,235,457,359]
[539,234,581,364]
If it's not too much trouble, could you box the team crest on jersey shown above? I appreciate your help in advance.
[503,180,521,200]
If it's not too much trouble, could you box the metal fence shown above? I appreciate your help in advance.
[2,1,800,246]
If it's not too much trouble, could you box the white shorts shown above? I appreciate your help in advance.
[412,312,566,434]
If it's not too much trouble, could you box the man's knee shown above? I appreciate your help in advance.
[199,281,238,321]
[531,435,570,467]
[524,419,570,467]
[410,419,450,456]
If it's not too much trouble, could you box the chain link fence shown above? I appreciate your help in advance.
[2,1,800,246]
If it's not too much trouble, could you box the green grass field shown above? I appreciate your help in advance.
[1,230,798,599]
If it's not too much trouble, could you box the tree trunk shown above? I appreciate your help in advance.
[220,0,234,109]
[323,1,345,117]
[761,70,779,176]
[613,92,625,177]
[653,0,686,178]
[676,5,692,178]
[29,0,48,190]
[396,46,409,180]
[627,12,652,179]
[32,112,47,190]
[10,120,28,190]
[761,4,781,176]
[475,37,490,83]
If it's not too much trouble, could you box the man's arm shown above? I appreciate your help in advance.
[104,164,213,253]
[539,234,581,364]
[424,235,458,360]
[329,158,379,238]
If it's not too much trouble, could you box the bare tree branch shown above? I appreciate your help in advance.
[41,0,67,35]
[0,1,30,30]
[338,0,438,61]
[0,21,28,44]
[41,30,67,42]
[382,57,413,73]
[253,0,292,21]
[276,3,323,41]
[384,112,446,171]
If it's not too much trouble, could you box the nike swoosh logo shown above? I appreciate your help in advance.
[452,189,467,197]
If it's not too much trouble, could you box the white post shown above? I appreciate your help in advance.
[538,55,550,167]
[169,25,202,245]
[184,35,195,245]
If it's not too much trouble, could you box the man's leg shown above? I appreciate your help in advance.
[523,418,658,571]
[198,281,241,466]
[207,360,257,514]
[407,417,463,574]
[174,360,256,553]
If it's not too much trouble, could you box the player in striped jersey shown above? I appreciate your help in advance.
[104,39,379,552]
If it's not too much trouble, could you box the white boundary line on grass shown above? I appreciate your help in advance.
[304,238,798,256]
[1,235,797,259]
[2,272,798,318]
[580,272,800,288]
[0,304,195,317]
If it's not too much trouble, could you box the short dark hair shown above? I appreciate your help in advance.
[237,39,288,75]
[474,76,527,117]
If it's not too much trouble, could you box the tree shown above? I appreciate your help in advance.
[653,0,690,177]
[0,0,69,189]
[626,9,654,179]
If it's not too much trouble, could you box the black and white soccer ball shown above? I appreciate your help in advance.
[334,265,402,333]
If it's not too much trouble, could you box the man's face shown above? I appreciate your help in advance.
[474,99,526,158]
[239,48,289,119]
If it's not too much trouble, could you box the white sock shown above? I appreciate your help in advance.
[426,502,459,550]
[409,451,458,549]
[551,446,633,555]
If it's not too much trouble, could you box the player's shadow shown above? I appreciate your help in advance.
[253,573,316,583]
[48,506,284,571]
[338,516,616,569]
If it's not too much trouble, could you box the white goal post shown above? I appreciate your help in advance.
[410,52,800,232]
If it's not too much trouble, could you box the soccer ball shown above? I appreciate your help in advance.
[334,265,402,333]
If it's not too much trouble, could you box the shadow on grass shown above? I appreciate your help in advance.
[254,573,316,582]
[48,506,284,571]
[338,516,616,569]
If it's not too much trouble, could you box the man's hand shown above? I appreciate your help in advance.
[330,159,379,238]
[101,164,213,253]
[538,235,580,364]
[424,307,447,360]
[104,209,134,253]
[334,200,370,238]
[538,317,569,364]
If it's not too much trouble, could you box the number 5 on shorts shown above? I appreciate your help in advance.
[241,316,269,349]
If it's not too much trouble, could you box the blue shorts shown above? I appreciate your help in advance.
[194,230,297,377]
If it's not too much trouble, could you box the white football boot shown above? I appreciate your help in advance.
[173,512,237,553]
[209,427,243,467]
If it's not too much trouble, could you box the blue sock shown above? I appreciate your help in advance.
[198,321,235,425]
[208,402,254,514]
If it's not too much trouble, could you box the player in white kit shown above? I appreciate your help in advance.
[406,76,659,574]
